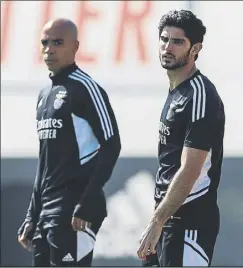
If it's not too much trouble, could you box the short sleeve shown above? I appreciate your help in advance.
[184,117,213,151]
[184,86,217,151]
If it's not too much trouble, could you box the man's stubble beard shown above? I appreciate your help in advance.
[159,50,191,70]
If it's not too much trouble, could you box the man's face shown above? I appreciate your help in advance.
[40,25,78,74]
[159,26,192,70]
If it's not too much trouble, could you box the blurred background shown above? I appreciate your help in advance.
[1,1,243,266]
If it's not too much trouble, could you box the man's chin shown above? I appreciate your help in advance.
[162,63,177,70]
[45,64,57,73]
[162,62,187,71]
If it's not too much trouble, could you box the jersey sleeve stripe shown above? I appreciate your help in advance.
[76,69,114,137]
[190,75,206,122]
[194,77,202,120]
[198,75,206,118]
[68,72,112,140]
[190,79,197,122]
[69,72,109,140]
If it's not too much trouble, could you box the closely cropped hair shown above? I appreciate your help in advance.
[158,10,206,60]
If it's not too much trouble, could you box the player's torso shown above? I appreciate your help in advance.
[157,86,192,187]
[36,83,82,182]
[159,89,191,152]
[37,84,72,140]
[155,73,224,229]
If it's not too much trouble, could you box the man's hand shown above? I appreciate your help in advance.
[71,217,92,232]
[137,220,163,260]
[18,221,33,252]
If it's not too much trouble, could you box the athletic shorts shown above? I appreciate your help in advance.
[32,221,102,267]
[142,227,219,267]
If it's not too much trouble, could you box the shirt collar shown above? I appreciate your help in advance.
[169,69,201,94]
[49,62,78,84]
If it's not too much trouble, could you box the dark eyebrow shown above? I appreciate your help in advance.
[52,38,64,43]
[41,38,64,45]
[171,38,185,42]
[160,35,185,44]
[160,35,185,40]
[41,38,64,42]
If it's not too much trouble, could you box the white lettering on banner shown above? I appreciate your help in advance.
[94,171,155,258]
[1,1,186,85]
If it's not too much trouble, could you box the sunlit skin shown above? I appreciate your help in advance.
[137,26,204,260]
[40,18,79,75]
[159,26,202,90]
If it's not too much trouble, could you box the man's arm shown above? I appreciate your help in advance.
[137,147,210,259]
[153,147,208,225]
[18,91,44,239]
[137,83,221,258]
[153,86,218,223]
[17,174,42,251]
[73,133,121,222]
[17,176,41,236]
[25,185,41,224]
[70,78,121,223]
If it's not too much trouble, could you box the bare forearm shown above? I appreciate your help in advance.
[153,167,198,224]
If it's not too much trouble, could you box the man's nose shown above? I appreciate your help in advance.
[165,40,173,52]
[45,45,55,54]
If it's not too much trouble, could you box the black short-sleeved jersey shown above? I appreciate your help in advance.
[155,70,225,228]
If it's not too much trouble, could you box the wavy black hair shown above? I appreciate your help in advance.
[158,10,206,60]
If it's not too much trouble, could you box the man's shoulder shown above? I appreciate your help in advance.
[183,71,222,105]
[198,72,223,107]
[197,71,217,92]
[183,71,215,92]
[38,83,51,97]
[66,67,106,96]
[174,71,223,121]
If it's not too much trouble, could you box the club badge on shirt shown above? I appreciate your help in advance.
[54,90,67,110]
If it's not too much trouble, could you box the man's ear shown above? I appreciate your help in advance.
[191,43,202,56]
[75,40,79,53]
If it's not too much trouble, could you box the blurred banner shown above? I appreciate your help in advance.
[1,1,187,85]
[1,1,243,157]
[1,1,243,266]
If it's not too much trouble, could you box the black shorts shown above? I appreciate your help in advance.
[142,227,218,267]
[32,221,102,267]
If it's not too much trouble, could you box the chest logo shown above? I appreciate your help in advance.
[53,90,67,110]
[166,97,187,121]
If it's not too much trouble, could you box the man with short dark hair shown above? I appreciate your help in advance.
[17,18,121,267]
[137,10,225,267]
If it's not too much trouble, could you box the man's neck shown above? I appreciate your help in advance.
[50,62,75,76]
[167,64,197,91]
